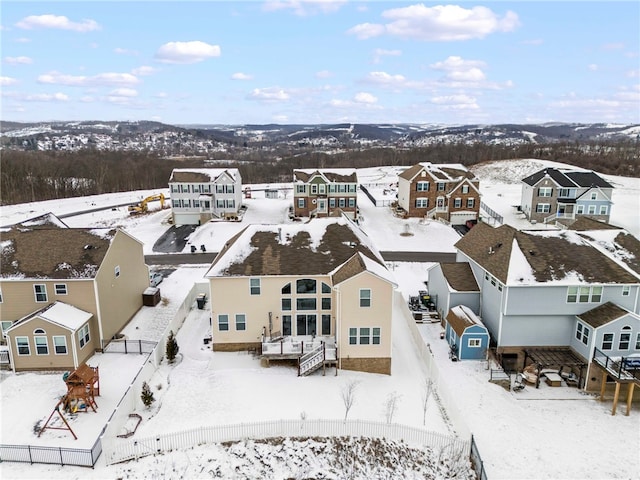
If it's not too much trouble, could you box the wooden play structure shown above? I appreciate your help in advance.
[38,364,100,439]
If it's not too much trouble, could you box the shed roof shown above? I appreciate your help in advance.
[440,263,479,292]
[446,305,484,336]
[8,301,92,332]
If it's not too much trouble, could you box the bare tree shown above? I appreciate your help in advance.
[383,391,402,424]
[421,378,433,426]
[341,379,360,422]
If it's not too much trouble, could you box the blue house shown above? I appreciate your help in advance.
[445,305,489,361]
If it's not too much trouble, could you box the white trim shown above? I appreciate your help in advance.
[53,335,68,355]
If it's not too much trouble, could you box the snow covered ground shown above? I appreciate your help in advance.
[1,159,639,479]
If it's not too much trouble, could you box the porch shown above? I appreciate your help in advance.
[592,348,640,416]
[522,347,588,389]
[260,335,337,376]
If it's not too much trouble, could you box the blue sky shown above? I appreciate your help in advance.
[1,1,638,125]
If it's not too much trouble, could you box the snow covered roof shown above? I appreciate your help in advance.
[521,167,612,188]
[169,168,240,183]
[206,217,387,279]
[331,251,397,287]
[293,169,357,183]
[0,226,115,279]
[446,305,485,336]
[454,222,639,286]
[13,212,70,229]
[398,162,477,182]
[8,301,92,332]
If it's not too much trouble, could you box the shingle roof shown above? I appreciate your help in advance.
[8,301,93,332]
[565,171,613,188]
[293,169,357,183]
[446,305,484,336]
[577,302,631,328]
[0,227,114,279]
[521,167,612,188]
[454,222,638,285]
[568,216,622,231]
[398,163,475,182]
[440,263,480,292]
[169,168,239,183]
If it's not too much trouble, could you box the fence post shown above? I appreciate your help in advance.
[59,446,64,466]
[139,340,142,354]
[28,445,33,464]
[124,341,128,354]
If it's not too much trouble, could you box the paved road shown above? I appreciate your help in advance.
[145,251,455,266]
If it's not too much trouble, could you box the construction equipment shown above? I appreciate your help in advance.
[128,193,165,214]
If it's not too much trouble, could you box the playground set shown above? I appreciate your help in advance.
[38,364,100,440]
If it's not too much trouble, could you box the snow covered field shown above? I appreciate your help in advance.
[1,159,639,479]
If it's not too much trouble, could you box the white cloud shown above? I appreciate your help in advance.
[315,70,333,79]
[430,56,487,83]
[4,56,33,65]
[132,66,156,76]
[109,88,137,97]
[80,95,94,103]
[587,64,598,72]
[626,69,639,78]
[373,48,401,64]
[155,41,221,64]
[16,14,100,32]
[38,71,140,87]
[354,92,377,104]
[364,71,407,86]
[431,94,478,110]
[232,72,253,80]
[273,114,289,122]
[247,87,290,102]
[263,0,346,16]
[24,92,69,102]
[154,92,169,98]
[0,76,18,86]
[348,4,519,41]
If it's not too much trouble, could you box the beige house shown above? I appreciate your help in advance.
[205,217,397,375]
[0,224,149,371]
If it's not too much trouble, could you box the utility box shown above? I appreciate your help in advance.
[143,287,161,306]
[196,293,206,310]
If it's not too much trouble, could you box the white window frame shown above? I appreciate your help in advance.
[35,336,49,355]
[218,314,229,331]
[115,265,121,278]
[54,283,67,295]
[601,333,614,351]
[588,205,596,214]
[416,181,429,192]
[359,289,371,307]
[415,198,428,208]
[349,327,357,345]
[438,182,446,191]
[538,187,552,197]
[235,314,246,331]
[622,286,630,297]
[311,184,318,194]
[619,327,631,350]
[468,338,481,348]
[53,335,68,355]
[590,192,597,200]
[16,336,30,356]
[577,205,584,214]
[536,203,551,213]
[250,278,261,295]
[297,198,305,209]
[34,284,47,302]
[467,198,475,209]
[599,205,608,215]
[454,198,462,208]
[78,324,90,349]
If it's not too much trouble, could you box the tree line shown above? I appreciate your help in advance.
[1,140,637,205]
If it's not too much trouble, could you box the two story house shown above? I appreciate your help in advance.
[169,168,242,226]
[293,169,358,220]
[397,163,481,225]
[205,217,397,375]
[520,167,614,225]
[0,224,149,371]
[428,221,640,391]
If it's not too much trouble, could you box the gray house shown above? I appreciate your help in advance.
[427,262,480,320]
[439,222,640,392]
[520,167,613,225]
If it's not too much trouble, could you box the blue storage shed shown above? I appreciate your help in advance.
[445,305,489,360]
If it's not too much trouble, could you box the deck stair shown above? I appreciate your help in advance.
[298,344,325,376]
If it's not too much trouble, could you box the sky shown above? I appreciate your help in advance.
[1,1,639,125]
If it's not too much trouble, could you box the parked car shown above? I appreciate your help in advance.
[150,272,163,287]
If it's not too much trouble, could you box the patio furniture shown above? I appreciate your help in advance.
[545,372,562,387]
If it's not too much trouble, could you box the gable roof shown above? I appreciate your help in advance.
[293,169,357,183]
[521,167,612,189]
[7,301,93,333]
[0,227,116,279]
[169,168,240,183]
[440,263,480,292]
[577,302,635,329]
[446,305,486,336]
[454,222,638,285]
[206,218,386,279]
[568,216,622,231]
[398,162,476,182]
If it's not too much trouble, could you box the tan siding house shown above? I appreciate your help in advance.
[0,224,149,371]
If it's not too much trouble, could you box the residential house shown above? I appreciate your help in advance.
[444,306,490,361]
[0,224,149,371]
[293,169,358,220]
[397,163,480,224]
[169,168,242,226]
[427,262,480,321]
[520,167,613,225]
[430,221,640,390]
[205,217,397,375]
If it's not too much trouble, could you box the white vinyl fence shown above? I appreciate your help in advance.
[103,418,470,466]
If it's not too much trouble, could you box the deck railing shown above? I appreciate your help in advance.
[593,348,640,382]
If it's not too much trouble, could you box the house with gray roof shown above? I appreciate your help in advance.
[205,217,397,375]
[427,262,480,320]
[169,168,242,226]
[293,169,358,220]
[520,167,613,225]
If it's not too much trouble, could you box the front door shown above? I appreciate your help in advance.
[318,199,327,214]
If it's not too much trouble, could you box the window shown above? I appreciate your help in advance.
[568,286,602,303]
[297,298,316,310]
[296,185,306,194]
[619,327,631,350]
[282,283,291,294]
[54,284,67,295]
[16,337,30,355]
[415,198,428,208]
[468,338,481,348]
[575,323,590,345]
[322,283,331,294]
[235,314,246,331]
[296,314,316,336]
[567,286,579,303]
[218,314,229,331]
[538,187,552,197]
[577,205,584,214]
[282,315,292,336]
[296,279,316,294]
[467,198,475,208]
[78,324,90,348]
[322,297,331,310]
[53,336,68,355]
[590,192,597,200]
[602,333,614,351]
[1,320,12,335]
[535,204,551,213]
[297,198,305,208]
[461,185,469,194]
[579,286,590,303]
[281,298,291,311]
[329,198,336,208]
[416,181,429,192]
[311,184,318,194]
[216,199,225,209]
[599,205,608,215]
[34,328,45,334]
[349,328,357,345]
[34,284,47,302]
[339,198,346,208]
[588,205,596,214]
[454,198,461,208]
[576,323,583,341]
[372,328,381,345]
[115,265,120,278]
[319,184,326,194]
[437,182,446,191]
[360,289,371,307]
[348,198,355,208]
[250,278,261,295]
[635,333,640,350]
[35,336,48,355]
[359,327,370,345]
[193,200,200,208]
[591,286,603,303]
[321,315,331,335]
[0,287,2,303]
[622,286,630,296]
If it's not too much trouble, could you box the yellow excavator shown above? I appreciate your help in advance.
[128,193,166,214]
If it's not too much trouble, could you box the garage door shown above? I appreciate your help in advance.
[449,212,477,225]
